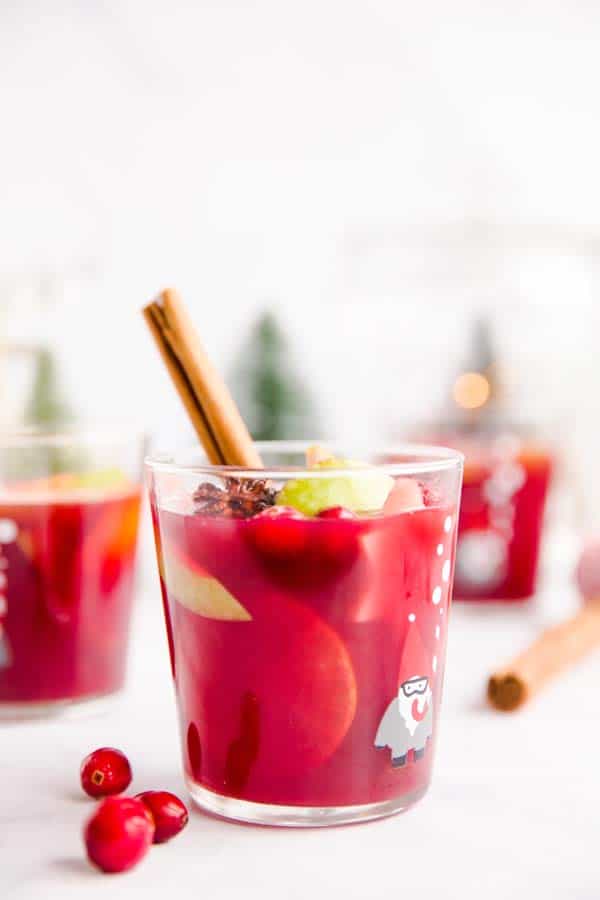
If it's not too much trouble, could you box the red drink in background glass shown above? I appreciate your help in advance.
[148,442,463,826]
[423,433,552,601]
[0,429,144,716]
[0,485,140,705]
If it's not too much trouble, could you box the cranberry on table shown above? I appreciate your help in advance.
[84,796,154,874]
[317,506,358,520]
[80,748,132,798]
[135,790,189,843]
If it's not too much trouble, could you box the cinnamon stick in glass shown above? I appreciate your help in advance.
[142,289,262,468]
[488,601,600,711]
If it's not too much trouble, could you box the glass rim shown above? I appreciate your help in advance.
[145,440,464,479]
[0,424,147,449]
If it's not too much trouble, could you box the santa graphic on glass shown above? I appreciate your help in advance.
[375,624,434,767]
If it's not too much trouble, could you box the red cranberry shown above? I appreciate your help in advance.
[247,506,308,559]
[187,722,203,781]
[80,748,132,798]
[135,791,189,844]
[315,510,360,569]
[317,506,358,520]
[84,796,154,874]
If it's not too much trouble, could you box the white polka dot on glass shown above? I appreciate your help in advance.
[442,560,451,582]
[432,656,438,672]
[432,586,442,605]
[436,543,444,556]
[435,625,440,639]
[0,520,17,544]
[443,516,452,534]
[408,613,416,622]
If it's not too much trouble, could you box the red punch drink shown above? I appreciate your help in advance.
[0,430,143,717]
[430,433,552,601]
[148,442,462,826]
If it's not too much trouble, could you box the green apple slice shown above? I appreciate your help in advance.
[277,457,393,516]
[162,547,251,621]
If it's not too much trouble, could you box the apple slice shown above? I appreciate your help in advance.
[383,477,424,514]
[162,546,251,621]
[305,444,334,466]
[179,593,357,782]
[277,458,394,516]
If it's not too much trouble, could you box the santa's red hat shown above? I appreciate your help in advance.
[398,623,431,688]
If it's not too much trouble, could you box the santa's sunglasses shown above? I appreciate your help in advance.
[400,677,428,697]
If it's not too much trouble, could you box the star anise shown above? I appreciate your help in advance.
[193,477,276,519]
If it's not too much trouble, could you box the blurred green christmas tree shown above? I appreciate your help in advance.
[231,312,318,441]
[19,346,79,475]
[25,347,72,427]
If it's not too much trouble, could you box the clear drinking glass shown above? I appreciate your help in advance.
[407,426,554,601]
[438,429,552,601]
[0,427,144,718]
[147,441,462,826]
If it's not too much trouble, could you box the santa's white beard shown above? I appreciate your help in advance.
[397,686,432,736]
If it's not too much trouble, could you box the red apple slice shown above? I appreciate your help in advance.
[162,545,252,621]
[383,477,424,514]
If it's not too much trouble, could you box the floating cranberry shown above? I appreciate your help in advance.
[84,796,154,874]
[246,506,308,560]
[315,511,361,570]
[317,506,358,520]
[80,748,132,798]
[135,791,189,844]
[186,722,203,781]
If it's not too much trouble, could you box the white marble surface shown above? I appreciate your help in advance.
[2,558,599,900]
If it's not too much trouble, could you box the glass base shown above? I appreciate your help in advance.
[0,691,121,722]
[186,778,429,827]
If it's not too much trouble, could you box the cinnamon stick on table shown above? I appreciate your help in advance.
[488,601,600,711]
[143,289,262,468]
